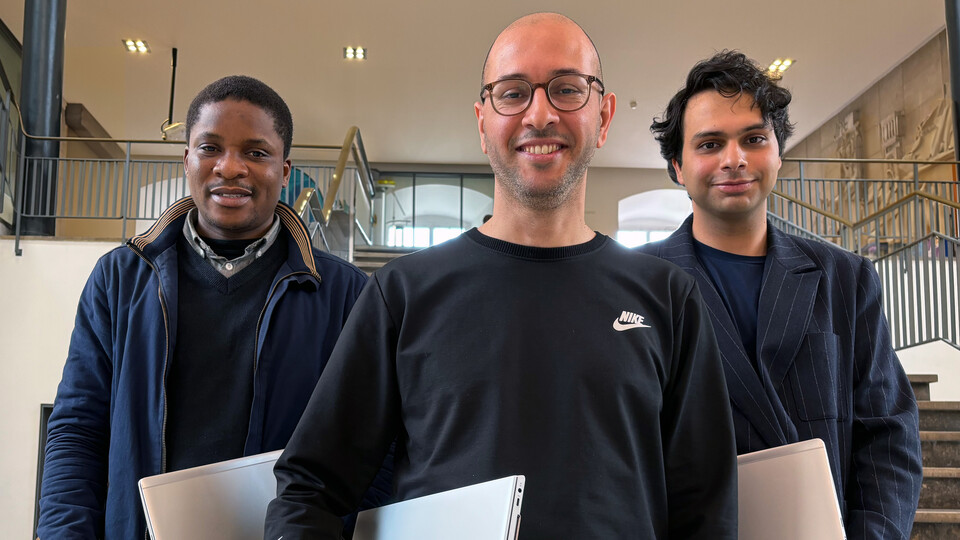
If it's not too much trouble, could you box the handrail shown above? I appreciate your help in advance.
[771,188,960,230]
[782,156,960,166]
[323,126,375,225]
[770,188,853,227]
[767,213,834,244]
[293,187,323,223]
[876,231,960,260]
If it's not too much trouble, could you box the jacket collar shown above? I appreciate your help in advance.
[127,197,321,281]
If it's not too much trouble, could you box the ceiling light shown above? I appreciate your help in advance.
[767,58,794,80]
[344,46,367,60]
[122,39,150,53]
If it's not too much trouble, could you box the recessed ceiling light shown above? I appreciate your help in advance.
[767,58,794,80]
[344,46,367,60]
[122,39,150,53]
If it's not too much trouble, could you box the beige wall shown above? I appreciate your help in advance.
[0,238,118,540]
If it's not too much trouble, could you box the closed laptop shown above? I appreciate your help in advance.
[354,475,525,540]
[738,438,846,540]
[138,450,281,540]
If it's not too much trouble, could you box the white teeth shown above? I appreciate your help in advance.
[524,144,560,155]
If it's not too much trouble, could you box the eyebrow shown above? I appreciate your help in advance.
[194,132,275,148]
[194,131,222,142]
[492,68,585,82]
[689,122,770,141]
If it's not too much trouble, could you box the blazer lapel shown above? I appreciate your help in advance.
[654,217,790,448]
[756,224,821,390]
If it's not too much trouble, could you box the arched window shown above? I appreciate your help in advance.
[616,189,691,247]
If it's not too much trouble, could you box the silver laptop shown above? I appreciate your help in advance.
[138,450,282,540]
[354,475,525,540]
[738,438,846,540]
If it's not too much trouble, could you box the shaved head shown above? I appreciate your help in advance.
[480,13,603,86]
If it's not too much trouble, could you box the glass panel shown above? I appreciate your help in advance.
[413,174,461,237]
[432,227,463,245]
[616,230,648,248]
[462,175,494,229]
[412,226,431,247]
[375,173,413,247]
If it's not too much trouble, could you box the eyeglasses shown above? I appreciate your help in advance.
[480,73,605,116]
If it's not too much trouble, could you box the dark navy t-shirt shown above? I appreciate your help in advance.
[693,239,766,371]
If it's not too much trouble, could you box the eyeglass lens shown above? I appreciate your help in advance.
[489,75,593,115]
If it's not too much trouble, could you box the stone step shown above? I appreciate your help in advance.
[918,468,960,509]
[354,247,419,262]
[921,432,960,468]
[918,402,960,431]
[910,374,938,401]
[911,509,960,539]
[353,247,419,274]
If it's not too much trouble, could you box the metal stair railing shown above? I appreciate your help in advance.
[770,197,960,351]
[769,189,960,256]
[3,89,369,257]
[0,89,20,224]
[873,232,960,350]
[767,159,960,351]
[767,213,835,245]
[293,126,376,262]
[779,158,958,224]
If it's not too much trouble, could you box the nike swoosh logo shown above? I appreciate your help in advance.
[613,319,649,331]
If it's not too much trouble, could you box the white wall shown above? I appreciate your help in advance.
[0,238,119,540]
[898,340,960,401]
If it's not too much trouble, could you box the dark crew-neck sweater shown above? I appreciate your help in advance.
[166,232,287,471]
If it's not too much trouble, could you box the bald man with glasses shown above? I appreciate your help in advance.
[265,13,737,540]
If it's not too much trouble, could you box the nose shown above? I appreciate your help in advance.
[213,150,248,179]
[721,142,747,171]
[522,87,559,130]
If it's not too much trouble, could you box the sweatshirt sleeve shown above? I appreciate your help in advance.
[662,279,739,539]
[265,274,401,540]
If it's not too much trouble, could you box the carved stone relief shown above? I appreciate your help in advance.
[834,111,863,179]
[880,112,902,180]
[904,87,955,161]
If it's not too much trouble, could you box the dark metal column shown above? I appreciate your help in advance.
[947,0,960,160]
[19,0,66,235]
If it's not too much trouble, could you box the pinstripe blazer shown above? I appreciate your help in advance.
[639,215,922,540]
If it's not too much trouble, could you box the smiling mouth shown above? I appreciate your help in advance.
[209,187,254,207]
[518,143,562,155]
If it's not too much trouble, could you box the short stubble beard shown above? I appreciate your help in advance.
[485,131,597,212]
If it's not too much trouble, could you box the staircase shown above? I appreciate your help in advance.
[911,374,960,538]
[352,246,419,274]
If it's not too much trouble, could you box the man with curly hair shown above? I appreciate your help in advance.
[641,51,922,539]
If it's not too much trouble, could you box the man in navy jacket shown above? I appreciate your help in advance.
[640,51,922,539]
[37,76,383,539]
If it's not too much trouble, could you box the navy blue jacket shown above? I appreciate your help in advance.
[38,198,373,539]
[639,216,922,539]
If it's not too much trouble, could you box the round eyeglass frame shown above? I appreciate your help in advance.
[480,74,605,116]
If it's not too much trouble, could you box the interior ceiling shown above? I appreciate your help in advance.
[0,1,949,169]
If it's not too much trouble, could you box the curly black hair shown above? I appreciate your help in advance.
[650,50,793,183]
[186,75,293,158]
